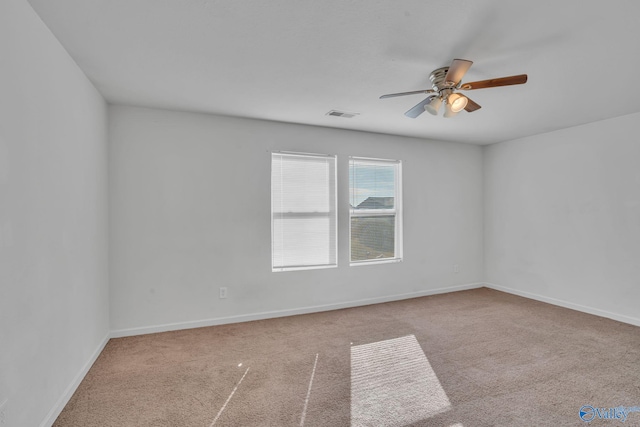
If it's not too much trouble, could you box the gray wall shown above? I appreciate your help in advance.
[108,105,484,334]
[484,112,640,325]
[0,0,109,426]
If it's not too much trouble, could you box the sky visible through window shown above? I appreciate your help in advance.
[349,163,396,207]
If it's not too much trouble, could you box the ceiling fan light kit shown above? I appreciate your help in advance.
[443,102,458,118]
[447,93,468,113]
[424,96,442,115]
[380,59,528,119]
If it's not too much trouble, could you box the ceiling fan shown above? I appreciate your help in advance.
[380,59,527,118]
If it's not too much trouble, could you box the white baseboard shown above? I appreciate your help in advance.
[484,282,640,327]
[111,282,485,338]
[40,332,110,427]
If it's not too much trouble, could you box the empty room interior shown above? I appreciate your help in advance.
[2,1,640,426]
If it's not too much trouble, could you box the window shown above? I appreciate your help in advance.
[271,152,337,271]
[349,157,402,265]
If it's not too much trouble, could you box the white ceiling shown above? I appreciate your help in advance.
[27,0,640,145]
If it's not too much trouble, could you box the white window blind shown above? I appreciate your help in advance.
[271,152,337,271]
[349,157,402,265]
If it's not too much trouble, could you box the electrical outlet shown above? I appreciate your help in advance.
[0,398,8,425]
[219,287,228,299]
[453,264,460,273]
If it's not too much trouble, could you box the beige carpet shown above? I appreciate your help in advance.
[54,288,640,426]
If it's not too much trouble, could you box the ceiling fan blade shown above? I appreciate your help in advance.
[445,59,473,86]
[380,89,435,99]
[464,97,482,112]
[404,96,436,118]
[460,74,528,90]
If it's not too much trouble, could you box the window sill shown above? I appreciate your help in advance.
[272,264,338,273]
[349,258,402,267]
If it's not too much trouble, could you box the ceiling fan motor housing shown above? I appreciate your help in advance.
[429,67,456,92]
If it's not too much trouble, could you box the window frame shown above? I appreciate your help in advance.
[349,156,403,266]
[271,151,338,272]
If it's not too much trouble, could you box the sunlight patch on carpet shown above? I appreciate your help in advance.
[351,335,451,426]
[299,353,319,427]
[209,367,250,427]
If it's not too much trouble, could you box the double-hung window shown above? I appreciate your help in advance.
[271,152,337,271]
[349,157,402,265]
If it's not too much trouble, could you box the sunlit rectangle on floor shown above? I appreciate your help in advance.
[351,335,451,426]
